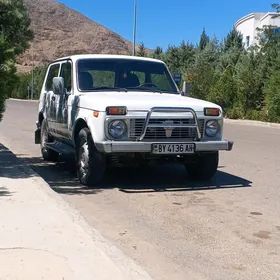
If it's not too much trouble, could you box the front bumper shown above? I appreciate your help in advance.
[95,140,234,154]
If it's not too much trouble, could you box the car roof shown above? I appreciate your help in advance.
[52,54,165,64]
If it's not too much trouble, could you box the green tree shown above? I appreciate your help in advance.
[272,3,280,14]
[223,27,244,52]
[209,65,238,116]
[255,25,280,81]
[164,45,181,73]
[264,58,280,122]
[199,28,210,51]
[11,65,48,100]
[150,46,165,60]
[235,51,264,117]
[0,0,33,120]
[137,41,146,57]
[186,39,219,100]
[179,40,196,72]
[154,46,163,55]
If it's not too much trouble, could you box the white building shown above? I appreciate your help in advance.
[234,12,280,48]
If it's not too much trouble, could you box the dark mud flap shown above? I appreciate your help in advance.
[227,141,234,151]
[35,128,41,144]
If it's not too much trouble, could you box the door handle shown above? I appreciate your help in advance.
[51,96,55,101]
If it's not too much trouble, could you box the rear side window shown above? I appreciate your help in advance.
[45,64,60,91]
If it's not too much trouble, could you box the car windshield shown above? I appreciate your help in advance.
[76,58,179,94]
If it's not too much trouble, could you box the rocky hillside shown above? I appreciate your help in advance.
[17,0,142,72]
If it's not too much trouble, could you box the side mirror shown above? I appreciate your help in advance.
[181,81,191,97]
[173,73,182,86]
[52,77,65,95]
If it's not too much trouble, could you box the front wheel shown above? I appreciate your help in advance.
[76,128,106,186]
[185,152,219,181]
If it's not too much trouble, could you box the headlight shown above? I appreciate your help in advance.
[108,120,127,139]
[205,120,219,137]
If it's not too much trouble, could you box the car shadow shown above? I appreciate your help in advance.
[104,164,252,194]
[0,144,252,195]
[18,154,252,195]
[20,157,102,196]
[0,144,37,180]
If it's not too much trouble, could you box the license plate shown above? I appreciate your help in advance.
[152,143,195,154]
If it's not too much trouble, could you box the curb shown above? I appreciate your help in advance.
[8,98,280,128]
[8,98,39,102]
[224,118,280,129]
[1,144,153,280]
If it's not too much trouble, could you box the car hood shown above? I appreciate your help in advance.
[78,91,221,112]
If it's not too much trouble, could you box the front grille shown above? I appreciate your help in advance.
[129,118,205,140]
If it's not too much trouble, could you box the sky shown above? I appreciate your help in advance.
[58,0,276,51]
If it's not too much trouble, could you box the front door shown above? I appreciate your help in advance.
[54,60,72,143]
[44,63,61,135]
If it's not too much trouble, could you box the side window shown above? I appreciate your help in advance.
[60,61,72,92]
[45,64,60,91]
[246,36,250,47]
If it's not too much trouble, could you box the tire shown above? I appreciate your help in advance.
[40,119,58,161]
[185,152,219,181]
[76,127,106,186]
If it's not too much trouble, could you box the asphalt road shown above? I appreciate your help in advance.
[1,99,280,280]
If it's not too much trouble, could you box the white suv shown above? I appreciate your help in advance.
[34,54,234,186]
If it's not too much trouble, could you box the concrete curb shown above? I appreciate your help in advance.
[2,144,153,280]
[9,98,280,129]
[224,118,280,129]
[8,98,39,102]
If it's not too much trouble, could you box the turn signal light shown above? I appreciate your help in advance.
[204,108,220,116]
[106,106,127,115]
[93,111,99,118]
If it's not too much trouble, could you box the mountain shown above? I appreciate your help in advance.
[17,0,144,73]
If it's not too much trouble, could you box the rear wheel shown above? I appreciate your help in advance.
[185,152,219,181]
[76,128,106,186]
[40,119,58,161]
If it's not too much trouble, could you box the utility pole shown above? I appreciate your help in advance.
[31,23,34,100]
[133,0,137,56]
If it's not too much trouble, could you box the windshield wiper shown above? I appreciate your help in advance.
[126,87,163,94]
[87,86,168,94]
[90,86,128,92]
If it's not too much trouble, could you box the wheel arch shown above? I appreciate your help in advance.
[72,118,89,146]
[38,112,44,126]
